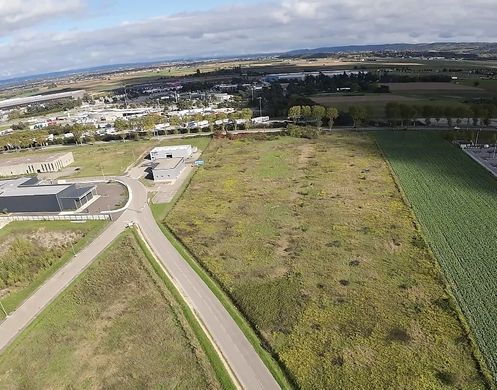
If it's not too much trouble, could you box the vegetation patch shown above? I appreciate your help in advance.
[0,232,221,389]
[166,134,486,389]
[0,220,105,317]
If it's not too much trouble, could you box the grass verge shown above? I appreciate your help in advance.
[0,230,222,388]
[131,229,236,390]
[0,220,107,319]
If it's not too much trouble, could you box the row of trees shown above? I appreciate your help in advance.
[288,105,339,129]
[385,102,497,127]
[115,109,254,134]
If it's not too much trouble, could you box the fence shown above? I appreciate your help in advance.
[0,214,111,222]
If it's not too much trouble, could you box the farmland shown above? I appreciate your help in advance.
[0,221,106,319]
[0,232,222,389]
[376,131,497,382]
[311,81,495,119]
[165,134,485,389]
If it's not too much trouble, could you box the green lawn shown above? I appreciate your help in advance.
[0,231,223,389]
[165,134,485,389]
[375,131,497,383]
[0,136,211,178]
[0,220,106,319]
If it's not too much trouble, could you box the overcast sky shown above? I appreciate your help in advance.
[1,0,496,80]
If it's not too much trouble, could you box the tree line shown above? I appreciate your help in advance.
[384,102,497,127]
[287,105,339,129]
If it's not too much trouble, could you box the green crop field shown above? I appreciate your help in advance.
[0,232,222,389]
[376,131,497,383]
[0,221,106,319]
[165,134,485,389]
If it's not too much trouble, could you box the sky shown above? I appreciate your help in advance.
[1,0,497,80]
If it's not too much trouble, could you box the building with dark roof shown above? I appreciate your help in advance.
[0,177,96,213]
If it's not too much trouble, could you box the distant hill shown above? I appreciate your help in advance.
[282,42,497,57]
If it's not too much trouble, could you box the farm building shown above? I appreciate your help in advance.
[149,145,194,161]
[152,157,185,181]
[0,176,96,213]
[0,152,74,177]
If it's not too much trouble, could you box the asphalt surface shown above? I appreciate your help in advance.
[0,175,280,390]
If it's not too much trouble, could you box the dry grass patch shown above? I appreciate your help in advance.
[166,134,486,389]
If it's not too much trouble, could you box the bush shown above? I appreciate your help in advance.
[287,125,320,139]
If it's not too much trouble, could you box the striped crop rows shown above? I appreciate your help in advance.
[376,131,497,381]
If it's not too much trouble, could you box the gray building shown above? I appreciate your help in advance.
[0,152,74,177]
[0,177,96,213]
[0,90,85,110]
[152,158,185,181]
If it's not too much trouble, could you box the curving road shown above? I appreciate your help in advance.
[0,176,280,390]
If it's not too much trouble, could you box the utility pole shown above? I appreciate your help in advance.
[0,300,8,318]
[258,97,263,117]
[475,128,481,146]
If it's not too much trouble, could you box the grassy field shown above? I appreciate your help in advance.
[460,79,497,94]
[0,220,106,319]
[165,134,485,389]
[375,131,497,383]
[0,231,224,389]
[0,136,211,178]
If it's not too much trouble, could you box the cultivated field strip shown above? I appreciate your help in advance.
[376,131,497,380]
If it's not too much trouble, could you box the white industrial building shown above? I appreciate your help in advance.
[150,145,195,161]
[152,157,185,181]
[0,152,74,177]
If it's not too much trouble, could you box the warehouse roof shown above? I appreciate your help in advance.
[0,184,72,197]
[0,152,72,167]
[0,176,95,199]
[150,145,191,152]
[58,185,95,199]
[152,157,183,170]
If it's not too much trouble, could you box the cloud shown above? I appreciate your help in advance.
[0,0,84,36]
[1,0,497,79]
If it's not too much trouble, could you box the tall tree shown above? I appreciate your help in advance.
[311,105,326,129]
[325,107,339,130]
[301,106,312,121]
[349,106,367,128]
[288,106,302,123]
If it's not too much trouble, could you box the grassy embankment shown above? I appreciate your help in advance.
[164,134,486,389]
[376,131,497,386]
[0,230,232,389]
[0,221,106,319]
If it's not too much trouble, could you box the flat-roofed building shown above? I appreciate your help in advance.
[149,145,194,161]
[0,90,85,110]
[0,152,74,177]
[0,176,96,213]
[152,157,185,181]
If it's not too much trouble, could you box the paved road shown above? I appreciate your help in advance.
[0,175,280,390]
[0,219,126,350]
